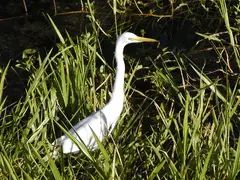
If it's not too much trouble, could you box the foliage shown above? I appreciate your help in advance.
[1,0,240,179]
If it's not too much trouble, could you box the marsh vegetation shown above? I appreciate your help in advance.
[1,0,240,179]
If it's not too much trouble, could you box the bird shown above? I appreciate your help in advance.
[52,32,158,154]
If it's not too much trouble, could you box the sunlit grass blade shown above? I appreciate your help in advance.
[230,138,240,179]
[196,32,221,42]
[0,153,17,180]
[148,160,166,180]
[147,138,181,179]
[111,148,119,179]
[46,14,65,44]
[27,143,48,168]
[91,127,112,177]
[0,142,18,180]
[0,62,9,106]
[218,0,240,69]
[45,148,62,179]
[190,64,227,104]
[182,92,189,175]
[53,120,93,161]
[200,145,214,180]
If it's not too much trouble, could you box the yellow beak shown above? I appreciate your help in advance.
[130,36,159,43]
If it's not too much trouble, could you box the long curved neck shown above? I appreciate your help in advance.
[111,43,125,103]
[101,41,125,128]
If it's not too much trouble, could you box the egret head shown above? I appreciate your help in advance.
[117,32,158,46]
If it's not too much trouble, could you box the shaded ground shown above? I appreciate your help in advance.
[0,1,90,64]
[2,0,236,107]
[0,1,200,65]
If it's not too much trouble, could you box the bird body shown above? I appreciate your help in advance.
[54,110,108,153]
[52,32,158,154]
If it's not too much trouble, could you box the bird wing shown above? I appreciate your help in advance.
[54,110,109,153]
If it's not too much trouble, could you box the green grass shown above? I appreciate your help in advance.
[1,0,240,179]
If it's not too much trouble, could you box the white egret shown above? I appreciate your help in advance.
[52,32,158,154]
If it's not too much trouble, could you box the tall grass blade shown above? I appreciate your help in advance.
[230,138,240,179]
[0,62,9,105]
[190,64,227,104]
[182,92,189,175]
[46,14,65,44]
[200,145,214,180]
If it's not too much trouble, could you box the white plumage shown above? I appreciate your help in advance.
[52,32,158,154]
